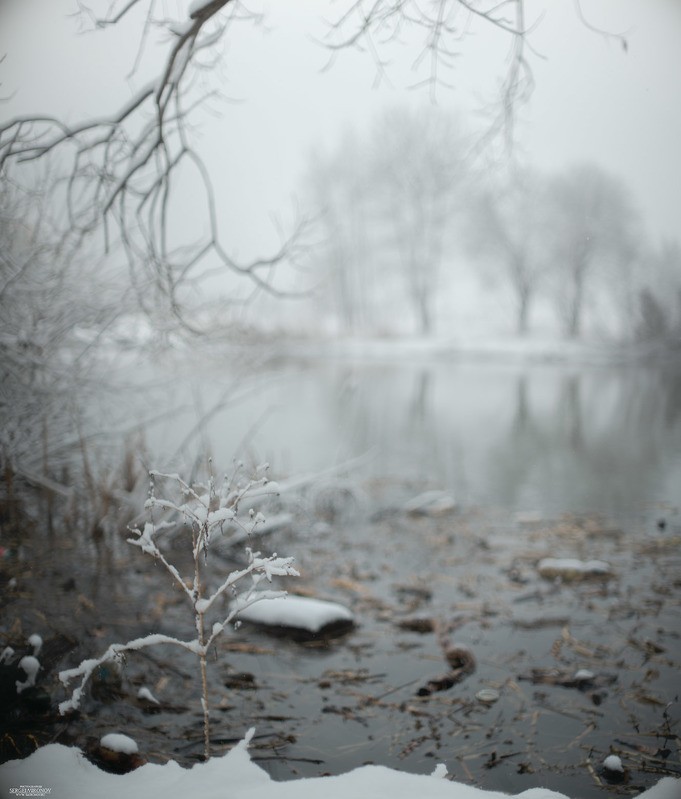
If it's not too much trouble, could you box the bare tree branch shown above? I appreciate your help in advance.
[0,0,309,331]
[323,0,533,145]
[1,0,629,330]
[572,0,628,52]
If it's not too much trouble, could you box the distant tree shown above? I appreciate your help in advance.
[306,134,374,334]
[327,0,534,149]
[634,240,681,344]
[370,107,468,335]
[468,170,548,334]
[0,1,630,327]
[636,288,669,342]
[307,107,468,336]
[544,164,640,338]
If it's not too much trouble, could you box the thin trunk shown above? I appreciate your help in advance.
[564,252,589,338]
[567,270,584,338]
[511,253,532,335]
[517,289,530,335]
[418,287,432,335]
[198,612,210,760]
[193,528,211,759]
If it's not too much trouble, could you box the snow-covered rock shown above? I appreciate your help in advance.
[100,733,139,755]
[603,755,624,773]
[537,558,612,580]
[231,594,354,634]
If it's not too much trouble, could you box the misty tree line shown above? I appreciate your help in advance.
[305,107,681,343]
[2,1,673,349]
[2,0,677,525]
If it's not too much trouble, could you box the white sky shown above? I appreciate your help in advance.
[1,0,679,261]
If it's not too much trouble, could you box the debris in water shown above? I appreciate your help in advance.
[537,558,612,581]
[403,490,457,517]
[602,753,626,783]
[476,688,500,704]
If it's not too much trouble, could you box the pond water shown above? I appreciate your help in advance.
[3,348,680,798]
[138,350,681,519]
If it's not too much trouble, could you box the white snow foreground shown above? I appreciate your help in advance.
[1,729,678,799]
[230,594,354,633]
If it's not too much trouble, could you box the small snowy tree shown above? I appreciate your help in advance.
[58,464,299,760]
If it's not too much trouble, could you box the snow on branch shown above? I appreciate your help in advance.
[58,633,203,714]
[58,465,298,760]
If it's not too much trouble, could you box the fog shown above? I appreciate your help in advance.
[2,2,680,240]
[1,0,680,493]
[2,7,681,793]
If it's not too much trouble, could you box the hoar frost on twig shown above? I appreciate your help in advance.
[58,464,299,759]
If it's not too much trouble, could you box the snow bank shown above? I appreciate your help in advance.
[231,594,354,633]
[0,731,678,799]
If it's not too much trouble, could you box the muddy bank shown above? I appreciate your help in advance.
[1,479,680,798]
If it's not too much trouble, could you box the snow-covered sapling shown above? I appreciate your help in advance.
[58,465,299,759]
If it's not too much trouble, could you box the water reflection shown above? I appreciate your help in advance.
[144,357,681,518]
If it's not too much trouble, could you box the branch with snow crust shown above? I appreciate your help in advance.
[58,466,298,761]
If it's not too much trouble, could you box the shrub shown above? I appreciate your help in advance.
[58,464,299,759]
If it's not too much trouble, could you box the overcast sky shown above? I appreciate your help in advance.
[2,0,679,261]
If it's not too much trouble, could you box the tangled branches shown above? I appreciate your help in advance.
[0,1,310,328]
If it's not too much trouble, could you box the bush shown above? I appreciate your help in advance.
[58,464,299,759]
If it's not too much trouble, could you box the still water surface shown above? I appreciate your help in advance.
[134,352,681,519]
[16,349,678,797]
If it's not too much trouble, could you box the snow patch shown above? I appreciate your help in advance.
[0,738,677,799]
[537,558,612,579]
[100,733,139,755]
[16,655,40,693]
[28,633,43,656]
[231,594,354,633]
[574,669,595,681]
[137,687,160,704]
[603,755,624,773]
